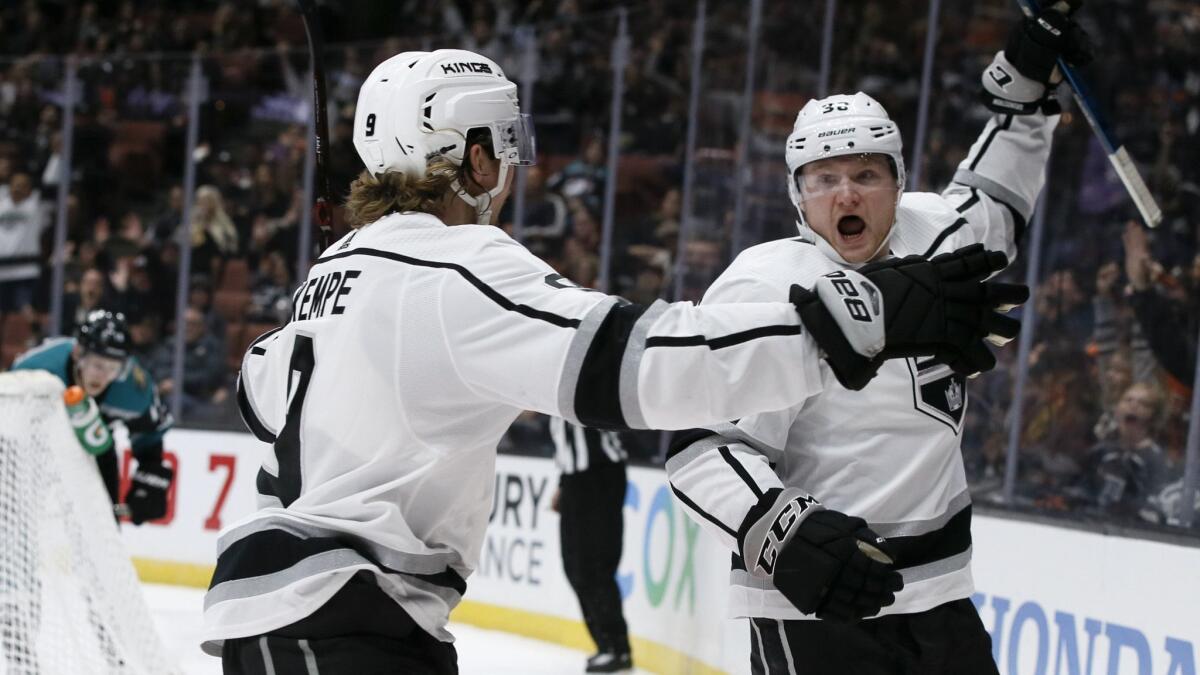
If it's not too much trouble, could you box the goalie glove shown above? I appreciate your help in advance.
[740,488,903,623]
[792,244,1028,389]
[123,460,174,525]
[982,0,1093,115]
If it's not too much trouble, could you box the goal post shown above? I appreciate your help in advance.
[0,370,180,675]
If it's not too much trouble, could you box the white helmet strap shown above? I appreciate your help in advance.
[451,161,510,226]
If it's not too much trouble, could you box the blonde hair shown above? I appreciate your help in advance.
[344,158,461,229]
[191,185,239,253]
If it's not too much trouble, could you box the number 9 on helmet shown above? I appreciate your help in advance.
[352,49,537,225]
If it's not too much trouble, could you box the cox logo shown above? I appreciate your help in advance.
[618,482,700,613]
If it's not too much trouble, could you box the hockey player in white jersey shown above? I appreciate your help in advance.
[202,48,1027,674]
[666,3,1092,673]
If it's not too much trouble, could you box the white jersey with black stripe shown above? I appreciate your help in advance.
[666,108,1057,621]
[202,211,834,653]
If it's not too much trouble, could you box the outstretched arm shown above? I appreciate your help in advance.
[440,236,1023,428]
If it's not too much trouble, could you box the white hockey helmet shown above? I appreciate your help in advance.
[353,48,536,224]
[785,92,905,264]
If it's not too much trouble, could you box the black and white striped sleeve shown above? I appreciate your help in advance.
[941,108,1059,262]
[665,418,793,551]
[439,235,826,431]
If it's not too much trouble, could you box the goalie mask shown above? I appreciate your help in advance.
[353,49,536,225]
[785,92,905,267]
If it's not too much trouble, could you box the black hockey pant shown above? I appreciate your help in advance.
[750,598,999,675]
[559,462,630,655]
[222,572,457,675]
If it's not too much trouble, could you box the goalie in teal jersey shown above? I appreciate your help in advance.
[11,309,174,524]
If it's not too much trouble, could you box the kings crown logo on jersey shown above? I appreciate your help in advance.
[945,379,963,412]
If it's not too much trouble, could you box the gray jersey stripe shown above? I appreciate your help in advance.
[730,547,972,591]
[664,433,727,474]
[900,546,972,584]
[731,547,972,612]
[557,296,619,425]
[618,300,669,429]
[298,639,319,675]
[259,637,277,675]
[952,168,1031,219]
[216,515,462,575]
[777,621,799,675]
[869,489,972,538]
[205,549,368,609]
[751,620,770,675]
[205,547,465,623]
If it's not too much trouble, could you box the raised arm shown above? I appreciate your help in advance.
[942,0,1092,260]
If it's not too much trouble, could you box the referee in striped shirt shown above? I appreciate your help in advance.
[550,417,632,673]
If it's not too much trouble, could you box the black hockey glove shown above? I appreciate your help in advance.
[860,244,1029,377]
[740,488,903,623]
[982,1,1092,115]
[1007,0,1092,83]
[793,244,1028,388]
[124,460,174,525]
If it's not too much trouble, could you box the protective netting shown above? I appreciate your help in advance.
[0,371,179,675]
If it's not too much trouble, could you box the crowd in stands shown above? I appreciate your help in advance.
[1,0,1198,529]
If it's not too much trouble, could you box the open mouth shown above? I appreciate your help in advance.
[836,215,867,242]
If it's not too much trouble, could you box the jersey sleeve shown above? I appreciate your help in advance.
[665,261,819,551]
[665,412,798,551]
[437,234,827,430]
[939,109,1059,263]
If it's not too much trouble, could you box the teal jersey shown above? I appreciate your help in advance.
[11,338,173,458]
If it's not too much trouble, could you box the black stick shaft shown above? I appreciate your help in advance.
[297,0,334,251]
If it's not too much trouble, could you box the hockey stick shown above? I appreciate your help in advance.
[296,0,335,250]
[1015,0,1162,228]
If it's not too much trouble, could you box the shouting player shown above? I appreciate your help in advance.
[666,3,1091,673]
[202,48,1027,673]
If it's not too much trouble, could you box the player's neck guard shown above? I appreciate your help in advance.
[450,161,510,226]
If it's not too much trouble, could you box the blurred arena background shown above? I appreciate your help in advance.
[1,1,1198,671]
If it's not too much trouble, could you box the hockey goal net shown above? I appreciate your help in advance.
[0,370,178,674]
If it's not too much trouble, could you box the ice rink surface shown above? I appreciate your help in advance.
[146,583,651,675]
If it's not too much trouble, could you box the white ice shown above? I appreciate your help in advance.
[145,583,651,674]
